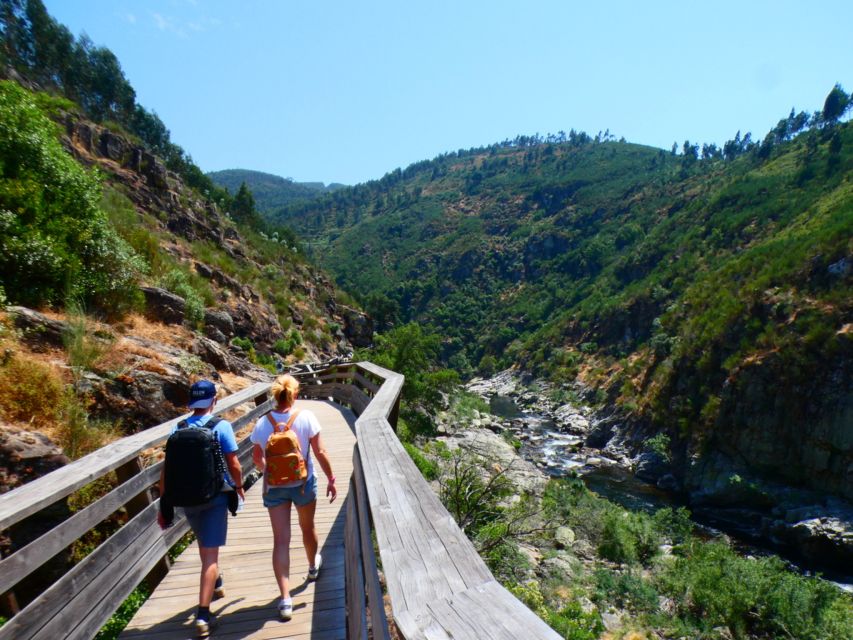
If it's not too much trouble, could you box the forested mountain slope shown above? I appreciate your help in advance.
[273,105,853,506]
[208,168,345,212]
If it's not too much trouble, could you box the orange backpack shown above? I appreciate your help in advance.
[264,410,307,486]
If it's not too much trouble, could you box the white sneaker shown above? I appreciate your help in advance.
[308,553,322,581]
[278,598,293,621]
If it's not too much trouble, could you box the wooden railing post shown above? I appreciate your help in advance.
[115,456,171,588]
[388,394,401,431]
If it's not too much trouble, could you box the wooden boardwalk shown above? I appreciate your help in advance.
[120,400,357,640]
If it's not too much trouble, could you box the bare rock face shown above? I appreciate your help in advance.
[203,309,235,343]
[436,427,548,496]
[0,424,68,492]
[340,305,374,348]
[0,424,72,608]
[228,298,285,352]
[140,287,186,325]
[190,335,245,374]
[7,306,68,350]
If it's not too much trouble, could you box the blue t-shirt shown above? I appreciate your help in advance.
[171,414,238,487]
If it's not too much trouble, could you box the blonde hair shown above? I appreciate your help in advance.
[271,374,300,408]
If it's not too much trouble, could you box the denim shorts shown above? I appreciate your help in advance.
[182,492,228,547]
[263,475,317,508]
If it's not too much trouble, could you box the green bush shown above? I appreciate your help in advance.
[231,336,253,351]
[658,541,853,639]
[598,510,661,565]
[403,442,438,480]
[593,568,659,613]
[0,82,144,313]
[546,600,604,640]
[158,269,205,327]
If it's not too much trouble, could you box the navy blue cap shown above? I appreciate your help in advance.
[188,380,216,409]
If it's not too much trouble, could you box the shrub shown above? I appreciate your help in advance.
[403,442,438,480]
[0,82,144,313]
[546,600,604,640]
[598,510,661,565]
[0,355,64,423]
[594,568,659,613]
[158,269,205,327]
[231,336,253,351]
[643,432,671,462]
[658,541,853,639]
[58,389,120,459]
[63,303,107,378]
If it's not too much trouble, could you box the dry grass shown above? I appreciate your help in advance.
[0,355,65,425]
[117,314,196,349]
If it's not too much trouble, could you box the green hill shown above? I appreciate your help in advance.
[272,110,853,500]
[207,168,346,212]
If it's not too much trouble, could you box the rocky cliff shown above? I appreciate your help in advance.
[0,109,373,488]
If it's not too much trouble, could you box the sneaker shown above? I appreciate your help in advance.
[278,598,293,621]
[308,553,322,581]
[213,574,225,600]
[195,612,216,638]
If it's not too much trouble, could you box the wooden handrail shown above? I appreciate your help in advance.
[295,362,560,640]
[0,381,270,531]
[0,361,558,640]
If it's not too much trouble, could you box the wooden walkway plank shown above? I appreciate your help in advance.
[119,400,355,640]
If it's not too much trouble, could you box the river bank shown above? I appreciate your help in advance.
[459,370,853,588]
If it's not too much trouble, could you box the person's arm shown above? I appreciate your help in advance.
[309,432,337,503]
[252,443,265,472]
[224,451,244,500]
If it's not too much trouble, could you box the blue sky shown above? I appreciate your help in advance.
[45,1,853,186]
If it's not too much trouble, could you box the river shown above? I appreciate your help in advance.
[485,392,853,591]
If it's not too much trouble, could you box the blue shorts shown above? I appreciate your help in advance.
[182,492,229,547]
[263,475,317,508]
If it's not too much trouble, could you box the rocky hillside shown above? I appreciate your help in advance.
[0,80,371,485]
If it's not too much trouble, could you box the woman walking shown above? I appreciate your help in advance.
[251,374,337,620]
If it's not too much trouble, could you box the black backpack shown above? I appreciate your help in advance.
[164,418,227,507]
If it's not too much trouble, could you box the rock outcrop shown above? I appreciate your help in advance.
[0,424,69,492]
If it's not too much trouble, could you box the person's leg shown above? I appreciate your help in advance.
[268,502,293,598]
[198,546,220,606]
[295,499,318,567]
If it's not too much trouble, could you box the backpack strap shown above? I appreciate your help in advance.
[267,409,300,433]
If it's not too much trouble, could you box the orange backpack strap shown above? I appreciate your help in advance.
[267,409,300,433]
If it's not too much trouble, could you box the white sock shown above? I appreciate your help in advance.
[280,597,292,606]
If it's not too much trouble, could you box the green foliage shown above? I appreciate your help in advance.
[207,169,338,212]
[94,583,151,640]
[546,600,604,640]
[438,448,511,535]
[101,186,163,278]
[657,541,853,639]
[643,432,671,462]
[357,322,460,436]
[264,88,851,464]
[651,506,694,544]
[231,336,253,351]
[1,2,229,205]
[593,568,659,614]
[402,442,438,480]
[598,509,662,565]
[0,81,144,313]
[58,388,120,459]
[63,301,107,378]
[157,268,205,327]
